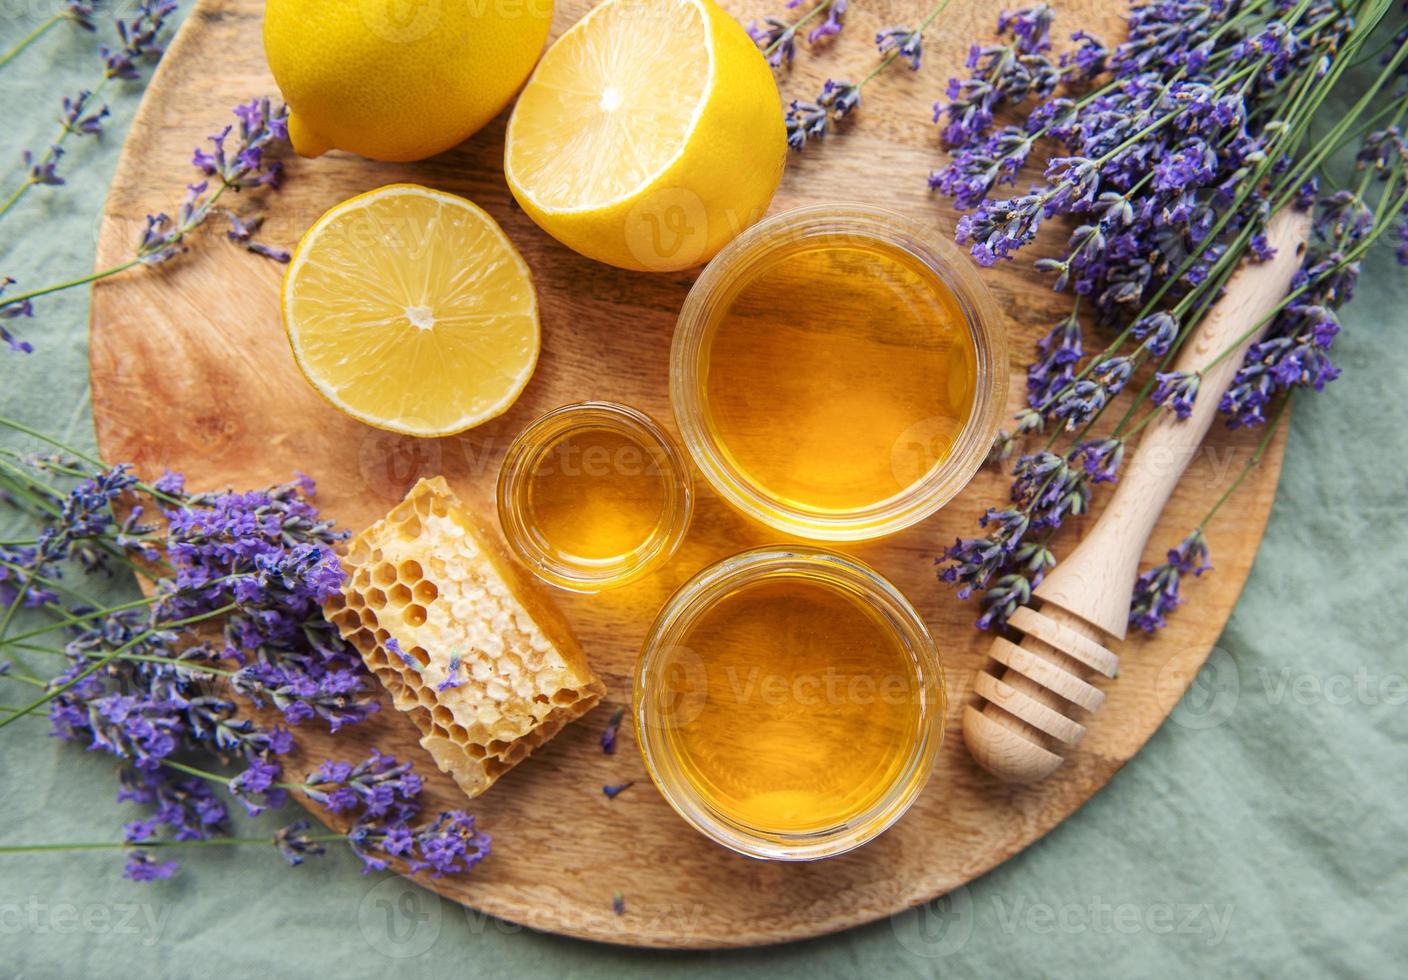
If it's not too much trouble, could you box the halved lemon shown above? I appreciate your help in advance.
[282,184,539,437]
[504,0,786,272]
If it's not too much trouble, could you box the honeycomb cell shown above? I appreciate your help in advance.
[398,559,423,583]
[403,604,428,628]
[413,580,438,604]
[388,583,412,608]
[366,587,387,608]
[373,562,397,587]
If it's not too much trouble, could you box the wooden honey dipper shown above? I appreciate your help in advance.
[963,207,1312,783]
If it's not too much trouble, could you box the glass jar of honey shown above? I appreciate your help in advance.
[670,204,1008,541]
[497,401,693,592]
[634,546,945,860]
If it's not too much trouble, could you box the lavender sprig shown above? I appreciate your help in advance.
[785,0,955,150]
[0,1,179,221]
[934,2,1408,629]
[1130,395,1289,632]
[0,2,102,74]
[0,97,289,352]
[0,419,492,883]
[747,0,848,68]
[1129,529,1211,632]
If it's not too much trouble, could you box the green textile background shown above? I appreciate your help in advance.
[2,5,1405,978]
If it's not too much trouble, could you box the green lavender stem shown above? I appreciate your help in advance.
[0,15,64,72]
[0,603,236,730]
[161,759,314,794]
[0,834,345,855]
[0,258,140,312]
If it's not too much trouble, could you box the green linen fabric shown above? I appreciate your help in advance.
[2,7,1405,978]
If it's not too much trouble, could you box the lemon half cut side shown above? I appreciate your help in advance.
[282,184,540,437]
[504,0,787,272]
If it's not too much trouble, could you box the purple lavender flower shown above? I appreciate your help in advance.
[876,26,923,70]
[1129,529,1211,632]
[230,758,286,816]
[1027,313,1083,408]
[807,0,846,45]
[1130,311,1178,357]
[602,782,634,799]
[304,750,423,818]
[600,706,624,754]
[101,0,177,80]
[785,79,860,150]
[274,820,326,866]
[61,91,109,137]
[1151,370,1201,419]
[123,850,179,882]
[62,1,100,31]
[747,18,798,68]
[226,213,291,264]
[0,278,34,353]
[613,892,625,915]
[21,146,64,187]
[347,810,490,878]
[435,652,464,692]
[998,4,1054,53]
[1075,436,1124,483]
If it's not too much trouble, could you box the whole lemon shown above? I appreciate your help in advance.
[264,0,554,162]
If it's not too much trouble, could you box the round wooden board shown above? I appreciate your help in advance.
[89,0,1289,949]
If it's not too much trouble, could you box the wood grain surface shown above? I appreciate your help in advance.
[88,0,1290,948]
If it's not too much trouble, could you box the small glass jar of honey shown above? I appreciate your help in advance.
[670,204,1008,541]
[633,546,945,860]
[497,402,693,592]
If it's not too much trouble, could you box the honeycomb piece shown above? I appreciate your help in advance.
[326,477,605,798]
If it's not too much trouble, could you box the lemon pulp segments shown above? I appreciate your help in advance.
[504,0,787,272]
[283,185,539,436]
[507,0,709,211]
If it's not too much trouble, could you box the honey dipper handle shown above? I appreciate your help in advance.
[1033,207,1313,639]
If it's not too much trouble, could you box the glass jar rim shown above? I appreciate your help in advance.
[633,545,946,860]
[669,203,1008,541]
[496,401,694,592]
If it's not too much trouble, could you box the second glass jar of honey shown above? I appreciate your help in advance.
[670,204,1008,541]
